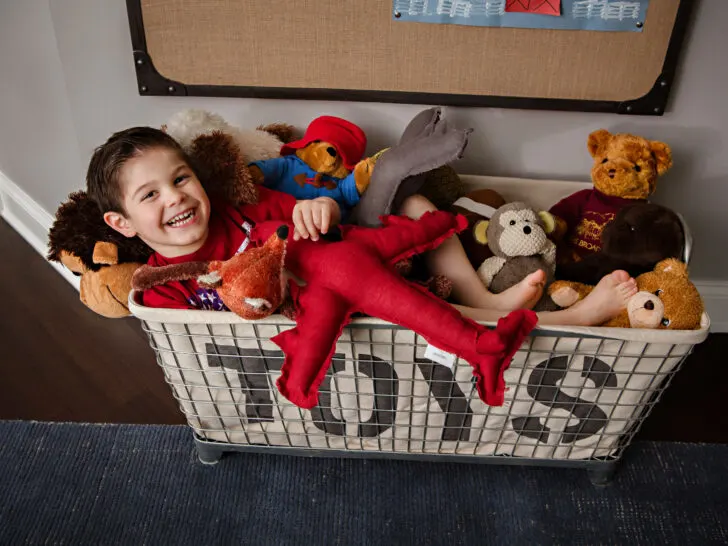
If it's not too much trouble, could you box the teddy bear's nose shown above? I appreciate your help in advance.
[608,169,616,178]
[326,146,337,158]
[644,300,655,310]
[523,225,532,235]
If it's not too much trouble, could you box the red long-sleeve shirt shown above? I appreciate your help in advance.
[141,187,296,310]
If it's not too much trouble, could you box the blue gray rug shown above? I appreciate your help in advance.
[1,421,726,545]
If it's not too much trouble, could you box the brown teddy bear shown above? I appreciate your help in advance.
[548,258,703,330]
[550,129,673,265]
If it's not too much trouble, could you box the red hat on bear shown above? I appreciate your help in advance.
[281,116,367,171]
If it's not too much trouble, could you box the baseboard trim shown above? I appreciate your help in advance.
[0,169,726,332]
[693,281,728,333]
[0,169,80,291]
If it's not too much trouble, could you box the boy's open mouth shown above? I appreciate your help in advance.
[166,208,196,227]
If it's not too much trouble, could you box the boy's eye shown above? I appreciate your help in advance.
[142,190,156,201]
[174,175,189,185]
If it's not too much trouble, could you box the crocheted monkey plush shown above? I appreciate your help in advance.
[476,202,558,311]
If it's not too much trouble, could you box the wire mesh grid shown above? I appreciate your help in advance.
[140,317,695,463]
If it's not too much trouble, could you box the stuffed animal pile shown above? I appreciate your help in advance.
[47,115,706,412]
[447,129,703,330]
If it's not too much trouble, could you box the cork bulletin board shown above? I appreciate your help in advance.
[125,0,694,115]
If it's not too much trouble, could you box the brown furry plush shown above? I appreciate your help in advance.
[48,192,151,272]
[47,191,152,317]
[550,130,673,264]
[257,122,296,145]
[588,129,672,200]
[131,262,210,291]
[191,131,259,206]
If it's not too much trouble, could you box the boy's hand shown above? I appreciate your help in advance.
[292,197,341,241]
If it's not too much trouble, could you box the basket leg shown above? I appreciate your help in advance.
[587,462,617,486]
[195,438,223,466]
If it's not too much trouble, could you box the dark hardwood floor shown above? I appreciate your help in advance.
[1,218,726,441]
[0,218,183,425]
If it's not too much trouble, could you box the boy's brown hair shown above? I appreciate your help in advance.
[86,126,192,214]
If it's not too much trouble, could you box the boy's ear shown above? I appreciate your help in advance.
[103,211,137,238]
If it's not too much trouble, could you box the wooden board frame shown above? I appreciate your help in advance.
[125,0,696,116]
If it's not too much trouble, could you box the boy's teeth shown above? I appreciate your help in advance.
[167,210,194,226]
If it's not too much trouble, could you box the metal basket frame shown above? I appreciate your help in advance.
[140,317,699,486]
[134,174,704,486]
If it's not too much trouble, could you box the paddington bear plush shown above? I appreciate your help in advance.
[247,115,374,215]
[556,202,685,285]
[550,130,673,265]
[549,258,703,330]
[47,191,152,318]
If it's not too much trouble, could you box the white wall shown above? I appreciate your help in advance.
[1,0,726,282]
[0,1,85,213]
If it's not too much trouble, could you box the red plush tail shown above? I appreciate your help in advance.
[470,309,538,406]
[341,211,468,265]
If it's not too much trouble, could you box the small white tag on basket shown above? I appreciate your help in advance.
[424,344,456,369]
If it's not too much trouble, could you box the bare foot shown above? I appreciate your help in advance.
[567,270,637,326]
[490,270,546,311]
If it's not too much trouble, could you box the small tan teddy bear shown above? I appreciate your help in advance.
[549,258,704,330]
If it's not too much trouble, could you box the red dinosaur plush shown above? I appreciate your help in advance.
[134,210,537,410]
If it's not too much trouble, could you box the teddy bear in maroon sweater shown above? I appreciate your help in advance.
[550,129,673,265]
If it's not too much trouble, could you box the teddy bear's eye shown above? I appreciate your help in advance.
[509,220,516,226]
[655,289,663,297]
[661,318,671,327]
[601,158,608,164]
[634,165,642,172]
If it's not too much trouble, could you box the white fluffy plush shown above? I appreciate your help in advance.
[164,109,285,163]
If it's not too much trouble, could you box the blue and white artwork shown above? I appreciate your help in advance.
[392,0,650,32]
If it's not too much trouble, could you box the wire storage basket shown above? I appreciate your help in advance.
[129,175,709,485]
[130,301,709,485]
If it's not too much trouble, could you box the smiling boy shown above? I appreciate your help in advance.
[87,127,339,310]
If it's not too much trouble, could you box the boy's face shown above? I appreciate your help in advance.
[104,147,211,258]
